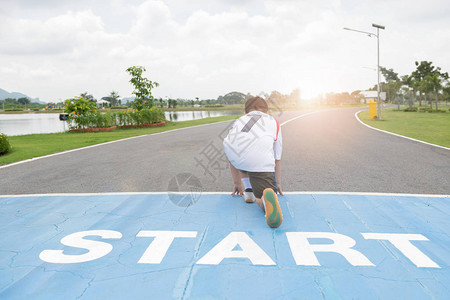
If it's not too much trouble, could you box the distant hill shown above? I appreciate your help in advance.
[0,88,45,104]
[121,97,135,104]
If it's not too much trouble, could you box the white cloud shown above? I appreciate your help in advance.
[0,0,449,102]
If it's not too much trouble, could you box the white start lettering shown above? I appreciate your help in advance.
[39,230,441,268]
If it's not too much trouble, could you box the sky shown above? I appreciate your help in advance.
[1,0,449,103]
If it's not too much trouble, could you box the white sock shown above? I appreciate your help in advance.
[260,194,266,215]
[241,177,252,190]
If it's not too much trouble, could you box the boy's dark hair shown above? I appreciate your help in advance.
[245,96,268,114]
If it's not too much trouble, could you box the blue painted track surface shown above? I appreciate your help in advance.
[0,193,449,299]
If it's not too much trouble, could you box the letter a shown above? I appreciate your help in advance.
[197,232,275,265]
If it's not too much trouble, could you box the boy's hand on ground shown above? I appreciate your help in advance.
[276,184,284,196]
[231,184,244,197]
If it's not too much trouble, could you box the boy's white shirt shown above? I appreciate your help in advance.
[223,111,282,172]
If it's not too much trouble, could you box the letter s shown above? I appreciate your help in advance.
[39,230,122,263]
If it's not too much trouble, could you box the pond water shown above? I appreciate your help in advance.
[0,111,241,136]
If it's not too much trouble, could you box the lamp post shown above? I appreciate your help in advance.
[344,24,385,119]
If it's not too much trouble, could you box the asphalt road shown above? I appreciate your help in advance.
[1,107,449,195]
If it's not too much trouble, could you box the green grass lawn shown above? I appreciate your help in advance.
[0,115,239,165]
[358,107,450,148]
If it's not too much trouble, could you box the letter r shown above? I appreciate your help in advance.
[286,232,374,266]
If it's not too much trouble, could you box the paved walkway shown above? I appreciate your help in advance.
[1,107,449,195]
[1,192,449,299]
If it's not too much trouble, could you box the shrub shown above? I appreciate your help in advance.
[68,107,165,130]
[5,108,24,111]
[67,111,113,130]
[111,107,165,126]
[113,110,132,127]
[0,133,12,155]
[111,106,128,110]
[403,107,418,112]
[64,96,96,116]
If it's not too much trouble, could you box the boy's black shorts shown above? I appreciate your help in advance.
[240,171,275,199]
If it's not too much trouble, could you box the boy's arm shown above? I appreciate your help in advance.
[275,160,283,195]
[229,162,244,196]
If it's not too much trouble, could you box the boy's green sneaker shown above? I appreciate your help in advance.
[262,188,283,228]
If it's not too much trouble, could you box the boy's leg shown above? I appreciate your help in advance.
[248,172,283,228]
[272,172,278,194]
[240,171,255,203]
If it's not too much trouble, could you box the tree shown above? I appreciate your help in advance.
[126,66,159,111]
[168,99,176,108]
[288,89,301,105]
[388,81,403,109]
[443,83,450,104]
[268,91,287,106]
[401,75,416,110]
[108,91,120,106]
[219,92,246,104]
[105,91,120,107]
[17,97,31,107]
[101,97,112,107]
[80,92,95,102]
[411,61,447,106]
[380,67,399,82]
[380,66,402,104]
[64,96,96,115]
[351,90,364,104]
[423,73,447,111]
[324,92,352,105]
[167,99,177,108]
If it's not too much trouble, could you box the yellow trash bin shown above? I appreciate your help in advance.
[368,101,377,119]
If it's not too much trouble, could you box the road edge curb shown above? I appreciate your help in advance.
[355,110,450,151]
[0,119,235,170]
[1,191,448,198]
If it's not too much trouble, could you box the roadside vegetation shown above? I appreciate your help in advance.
[358,107,450,148]
[0,115,239,166]
[0,133,11,155]
[375,61,449,112]
[355,60,449,148]
[1,60,449,164]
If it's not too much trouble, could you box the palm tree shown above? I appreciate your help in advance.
[401,75,416,110]
[443,84,450,105]
[109,91,120,107]
[80,92,95,103]
[427,74,443,111]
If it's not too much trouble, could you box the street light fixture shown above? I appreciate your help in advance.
[344,24,385,119]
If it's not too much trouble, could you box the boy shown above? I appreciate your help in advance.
[223,97,283,228]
